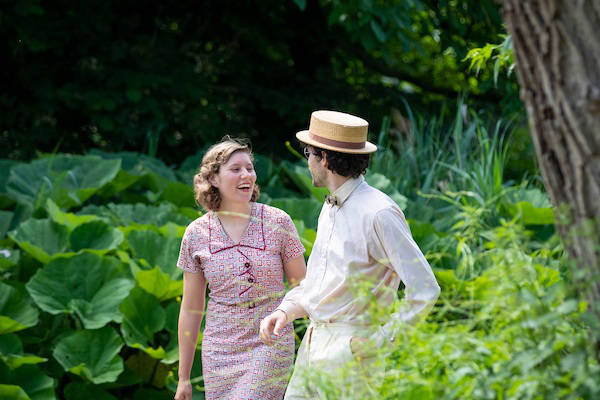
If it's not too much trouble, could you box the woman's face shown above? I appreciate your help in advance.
[211,150,257,208]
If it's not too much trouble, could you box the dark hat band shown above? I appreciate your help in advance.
[308,132,365,150]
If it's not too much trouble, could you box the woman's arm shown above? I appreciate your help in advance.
[176,271,207,396]
[283,254,306,288]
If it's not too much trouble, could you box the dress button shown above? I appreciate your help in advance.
[248,277,254,283]
[244,262,251,268]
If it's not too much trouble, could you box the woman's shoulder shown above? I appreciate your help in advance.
[183,212,211,237]
[255,203,295,232]
[256,202,292,221]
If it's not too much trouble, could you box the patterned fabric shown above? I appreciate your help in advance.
[177,202,305,400]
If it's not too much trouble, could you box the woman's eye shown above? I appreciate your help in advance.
[231,168,240,172]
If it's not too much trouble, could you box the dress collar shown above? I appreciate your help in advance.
[326,175,364,207]
[209,202,265,253]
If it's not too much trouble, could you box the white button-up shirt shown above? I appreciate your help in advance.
[278,175,440,344]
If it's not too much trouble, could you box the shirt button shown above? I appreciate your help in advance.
[248,277,254,283]
[244,262,250,268]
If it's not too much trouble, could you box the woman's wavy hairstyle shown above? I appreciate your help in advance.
[193,137,260,211]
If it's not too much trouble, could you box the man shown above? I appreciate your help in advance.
[259,110,440,399]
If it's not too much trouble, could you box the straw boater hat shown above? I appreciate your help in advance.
[296,110,377,154]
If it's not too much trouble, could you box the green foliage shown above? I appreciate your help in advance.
[2,0,517,164]
[25,253,134,329]
[465,35,515,85]
[53,326,124,384]
[0,106,597,398]
[0,282,39,334]
[6,155,121,211]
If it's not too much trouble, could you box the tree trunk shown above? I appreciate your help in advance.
[500,0,600,322]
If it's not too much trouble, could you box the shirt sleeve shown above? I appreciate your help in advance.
[279,213,306,264]
[369,206,440,346]
[177,226,202,273]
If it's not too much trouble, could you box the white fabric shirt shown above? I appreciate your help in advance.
[278,175,440,345]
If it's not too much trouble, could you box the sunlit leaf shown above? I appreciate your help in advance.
[0,282,39,334]
[46,199,99,231]
[0,334,46,369]
[134,266,182,301]
[10,219,69,263]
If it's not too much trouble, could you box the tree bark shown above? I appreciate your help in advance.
[500,0,600,320]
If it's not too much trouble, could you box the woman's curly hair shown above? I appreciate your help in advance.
[193,137,260,211]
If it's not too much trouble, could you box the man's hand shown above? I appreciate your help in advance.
[259,310,288,346]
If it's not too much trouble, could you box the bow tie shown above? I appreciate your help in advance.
[325,195,339,206]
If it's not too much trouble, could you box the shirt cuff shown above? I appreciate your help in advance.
[276,300,306,322]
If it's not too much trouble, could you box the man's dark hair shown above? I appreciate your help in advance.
[308,145,370,178]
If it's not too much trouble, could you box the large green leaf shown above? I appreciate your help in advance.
[0,160,18,193]
[0,160,18,209]
[162,302,180,364]
[0,385,30,400]
[79,202,192,228]
[280,161,329,202]
[0,282,39,334]
[505,201,554,225]
[0,248,20,270]
[0,363,55,400]
[270,198,321,230]
[126,230,182,280]
[159,181,196,208]
[135,266,182,301]
[292,219,316,256]
[6,154,121,210]
[26,253,134,329]
[89,150,177,194]
[119,287,167,358]
[64,381,116,400]
[53,326,124,384]
[46,199,99,231]
[69,220,124,253]
[10,219,70,263]
[0,210,13,239]
[365,172,408,210]
[0,334,46,369]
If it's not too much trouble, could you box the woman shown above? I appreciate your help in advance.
[174,138,306,400]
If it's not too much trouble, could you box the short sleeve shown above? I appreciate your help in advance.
[279,213,305,264]
[177,227,202,273]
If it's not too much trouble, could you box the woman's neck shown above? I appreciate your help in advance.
[217,200,253,220]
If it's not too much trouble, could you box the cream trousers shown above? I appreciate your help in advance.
[284,321,384,400]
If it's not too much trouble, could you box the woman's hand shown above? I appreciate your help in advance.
[174,379,193,400]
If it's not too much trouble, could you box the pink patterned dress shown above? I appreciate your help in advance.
[177,202,305,400]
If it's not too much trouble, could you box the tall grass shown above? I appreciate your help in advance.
[298,101,599,399]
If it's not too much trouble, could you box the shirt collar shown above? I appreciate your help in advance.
[326,175,364,207]
[209,202,266,253]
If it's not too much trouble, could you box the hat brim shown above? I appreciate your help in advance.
[296,130,377,154]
